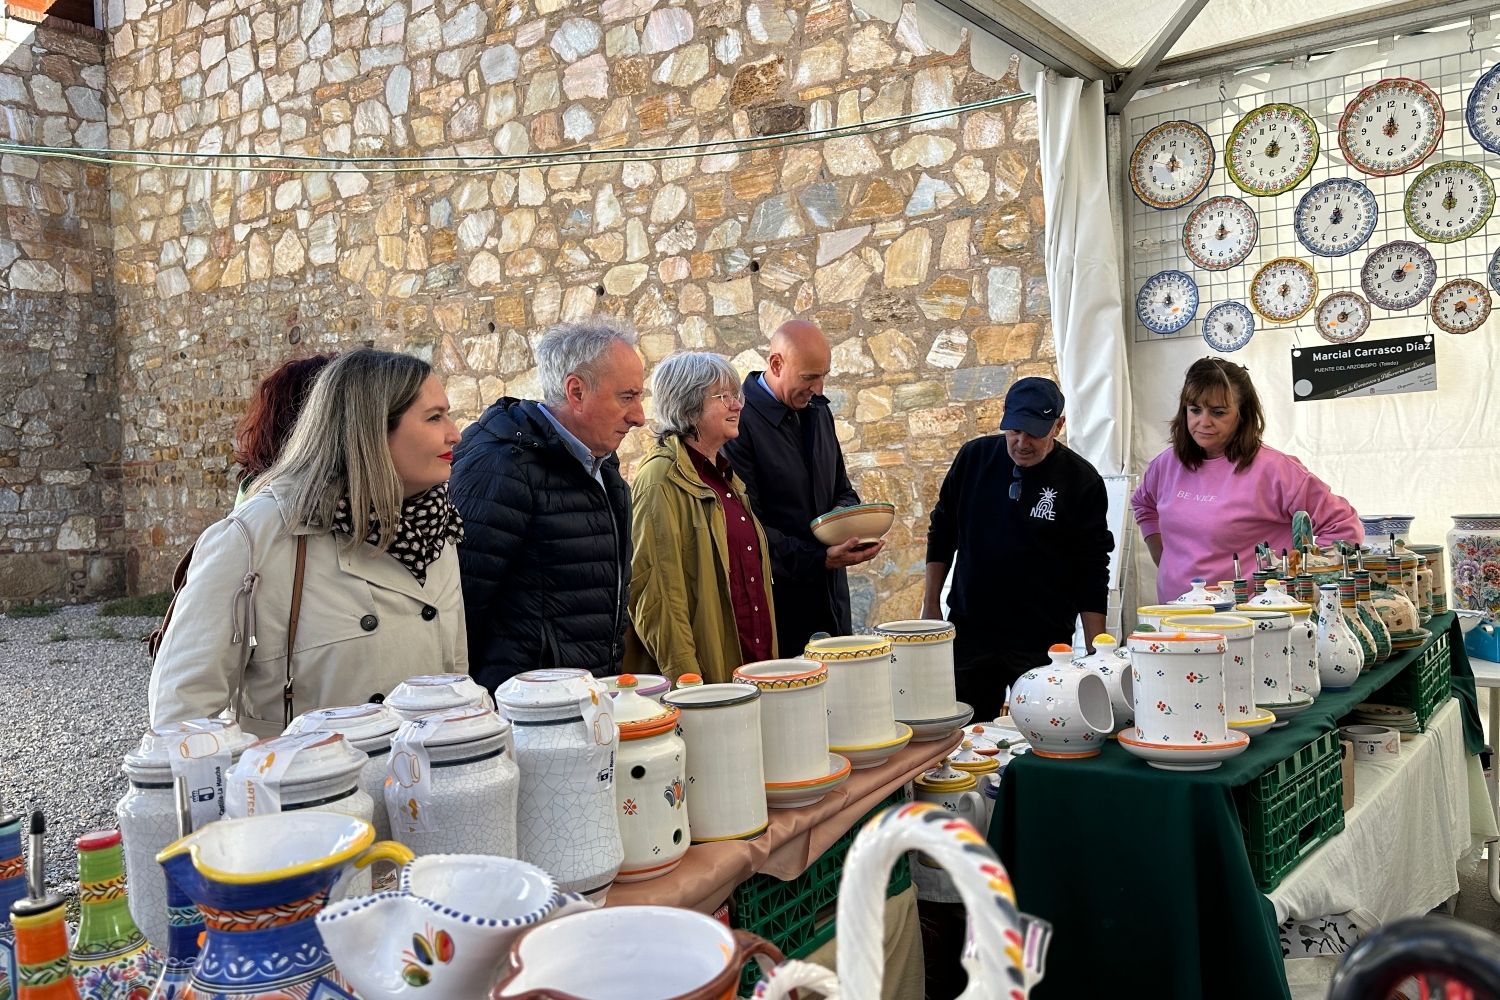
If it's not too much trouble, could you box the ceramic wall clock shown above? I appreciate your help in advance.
[1182,196,1258,270]
[1338,77,1444,176]
[1404,160,1495,243]
[1466,62,1500,154]
[1250,258,1317,323]
[1294,177,1379,257]
[1226,103,1319,196]
[1315,291,1372,343]
[1361,240,1438,310]
[1430,278,1492,333]
[1130,120,1215,209]
[1202,301,1256,352]
[1136,270,1200,334]
[1489,246,1500,295]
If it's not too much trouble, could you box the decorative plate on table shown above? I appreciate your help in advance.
[1136,270,1200,334]
[1130,120,1215,209]
[1388,627,1433,651]
[765,753,851,809]
[1117,728,1250,772]
[1404,160,1495,243]
[1315,291,1372,343]
[1431,278,1492,334]
[1361,240,1438,310]
[1467,62,1500,154]
[902,702,976,743]
[1295,177,1380,257]
[829,722,913,770]
[1227,708,1277,737]
[1226,103,1319,196]
[1250,257,1317,323]
[1339,77,1445,176]
[1258,692,1315,728]
[1183,196,1259,271]
[1201,301,1256,353]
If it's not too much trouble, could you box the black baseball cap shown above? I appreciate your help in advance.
[1000,377,1065,438]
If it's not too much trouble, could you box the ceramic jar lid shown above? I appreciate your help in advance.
[385,675,493,718]
[285,704,402,752]
[231,731,368,789]
[662,683,760,710]
[803,635,893,660]
[732,659,828,690]
[1246,580,1303,606]
[123,719,258,781]
[612,675,680,741]
[494,668,605,722]
[874,619,957,643]
[914,759,976,792]
[948,740,999,775]
[1227,608,1294,629]
[675,673,704,687]
[1126,629,1226,651]
[1163,613,1253,633]
[602,673,670,700]
[393,707,511,756]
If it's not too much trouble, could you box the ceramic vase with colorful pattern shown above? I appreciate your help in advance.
[1447,516,1500,615]
[10,894,82,1000]
[0,814,29,1000]
[1354,571,1393,663]
[1338,579,1377,669]
[1408,543,1448,613]
[68,831,159,999]
[145,866,201,1000]
[1316,585,1362,690]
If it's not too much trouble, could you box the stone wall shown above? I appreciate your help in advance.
[104,0,1055,625]
[0,12,121,608]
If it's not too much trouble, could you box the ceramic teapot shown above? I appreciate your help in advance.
[1009,646,1113,758]
[911,759,985,838]
[752,802,1050,999]
[318,854,590,999]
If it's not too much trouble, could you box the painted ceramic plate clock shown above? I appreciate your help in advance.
[1430,278,1492,334]
[1226,103,1319,196]
[1201,301,1256,353]
[1489,246,1500,295]
[1250,258,1317,323]
[1403,160,1495,243]
[1361,240,1438,310]
[1315,291,1372,344]
[1136,270,1200,334]
[1294,177,1379,257]
[1130,120,1215,209]
[1338,77,1445,177]
[1182,196,1258,271]
[1466,62,1500,154]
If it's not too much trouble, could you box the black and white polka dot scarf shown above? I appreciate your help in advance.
[331,484,465,585]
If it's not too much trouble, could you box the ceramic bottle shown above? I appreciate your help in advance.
[1316,584,1362,690]
[10,893,83,1000]
[612,676,689,882]
[68,831,160,999]
[1354,571,1393,663]
[1338,578,1376,669]
[145,862,200,1000]
[0,813,28,1000]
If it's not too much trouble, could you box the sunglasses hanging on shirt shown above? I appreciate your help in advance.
[1008,466,1022,501]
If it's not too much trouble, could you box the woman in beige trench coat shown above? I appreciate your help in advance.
[149,349,468,736]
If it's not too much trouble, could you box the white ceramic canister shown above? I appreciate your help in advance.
[224,730,375,896]
[495,669,622,901]
[1165,614,1255,720]
[1071,635,1135,733]
[1136,604,1213,632]
[804,635,898,750]
[602,673,671,703]
[116,718,258,953]
[284,703,402,841]
[732,659,830,785]
[385,674,494,720]
[874,619,959,722]
[384,707,521,862]
[1125,630,1229,745]
[1009,646,1115,758]
[1223,609,1297,708]
[662,683,769,843]
[1243,602,1318,698]
[912,760,985,847]
[612,675,689,882]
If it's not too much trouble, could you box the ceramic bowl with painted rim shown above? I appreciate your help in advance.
[764,753,852,809]
[809,502,896,546]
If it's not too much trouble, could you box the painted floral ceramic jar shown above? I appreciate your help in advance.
[1126,630,1228,745]
[874,620,959,722]
[1316,584,1363,690]
[732,660,830,786]
[384,707,521,863]
[385,674,494,720]
[1071,635,1133,733]
[911,760,984,840]
[805,636,900,752]
[612,676,689,882]
[1447,516,1500,615]
[1240,602,1317,698]
[1166,614,1256,719]
[663,683,769,843]
[284,702,402,842]
[1408,543,1448,613]
[8,893,76,1000]
[116,718,257,954]
[1010,646,1114,758]
[1245,580,1302,608]
[69,830,160,998]
[495,669,622,902]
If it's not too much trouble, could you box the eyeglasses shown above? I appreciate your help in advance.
[708,391,744,406]
[1009,465,1022,501]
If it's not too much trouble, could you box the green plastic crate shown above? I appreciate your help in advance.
[1234,730,1346,891]
[1383,628,1452,732]
[732,789,911,996]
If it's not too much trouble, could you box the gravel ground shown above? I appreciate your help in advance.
[0,603,157,900]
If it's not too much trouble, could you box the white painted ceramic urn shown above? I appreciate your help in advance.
[611,674,689,882]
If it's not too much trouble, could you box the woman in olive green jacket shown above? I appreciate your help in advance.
[626,352,776,683]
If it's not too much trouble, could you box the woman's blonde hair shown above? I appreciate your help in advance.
[253,349,432,550]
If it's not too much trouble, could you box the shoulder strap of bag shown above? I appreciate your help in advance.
[144,542,196,661]
[283,534,308,727]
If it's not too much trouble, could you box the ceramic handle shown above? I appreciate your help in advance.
[733,931,789,995]
[957,792,985,832]
[352,839,415,883]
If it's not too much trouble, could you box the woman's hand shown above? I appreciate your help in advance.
[1144,532,1163,567]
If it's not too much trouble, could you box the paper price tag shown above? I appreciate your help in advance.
[385,716,440,836]
[167,729,233,831]
[579,688,617,789]
[226,732,324,816]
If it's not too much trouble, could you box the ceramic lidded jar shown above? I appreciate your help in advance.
[1224,610,1297,710]
[1009,645,1114,758]
[805,635,898,751]
[285,702,402,841]
[1167,614,1255,719]
[1408,543,1448,612]
[1241,602,1317,698]
[873,619,959,722]
[662,683,769,843]
[1316,584,1363,690]
[384,707,521,862]
[495,669,622,902]
[116,718,257,954]
[1071,634,1134,733]
[1174,579,1236,611]
[732,659,830,786]
[385,674,494,720]
[603,673,671,703]
[1136,604,1213,632]
[911,760,984,841]
[1245,579,1302,607]
[1126,630,1229,745]
[1447,516,1500,615]
[612,675,689,882]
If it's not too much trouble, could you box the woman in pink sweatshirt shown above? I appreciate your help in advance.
[1131,357,1363,602]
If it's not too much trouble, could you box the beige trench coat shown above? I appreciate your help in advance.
[148,486,467,736]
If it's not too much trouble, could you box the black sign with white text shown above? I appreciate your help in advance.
[1291,334,1436,402]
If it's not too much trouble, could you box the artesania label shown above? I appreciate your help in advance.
[1291,334,1436,401]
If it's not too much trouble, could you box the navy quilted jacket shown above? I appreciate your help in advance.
[449,397,632,691]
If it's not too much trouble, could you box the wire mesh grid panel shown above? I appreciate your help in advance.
[1124,46,1500,349]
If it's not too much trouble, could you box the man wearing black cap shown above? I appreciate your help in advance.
[921,376,1113,719]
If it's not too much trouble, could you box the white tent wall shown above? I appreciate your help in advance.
[1120,20,1500,611]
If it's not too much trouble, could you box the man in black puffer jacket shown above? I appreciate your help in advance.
[450,319,646,691]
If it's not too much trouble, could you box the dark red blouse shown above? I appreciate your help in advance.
[686,444,773,665]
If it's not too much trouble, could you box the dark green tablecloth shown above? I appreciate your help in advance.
[989,612,1480,1000]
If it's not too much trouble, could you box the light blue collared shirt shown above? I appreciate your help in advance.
[539,404,606,485]
[757,372,774,398]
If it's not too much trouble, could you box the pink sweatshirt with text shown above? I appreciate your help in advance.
[1131,445,1363,603]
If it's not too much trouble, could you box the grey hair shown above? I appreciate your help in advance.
[253,349,431,551]
[650,351,740,443]
[536,317,639,405]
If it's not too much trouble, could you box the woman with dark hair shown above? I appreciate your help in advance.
[1130,357,1362,602]
[232,354,336,504]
